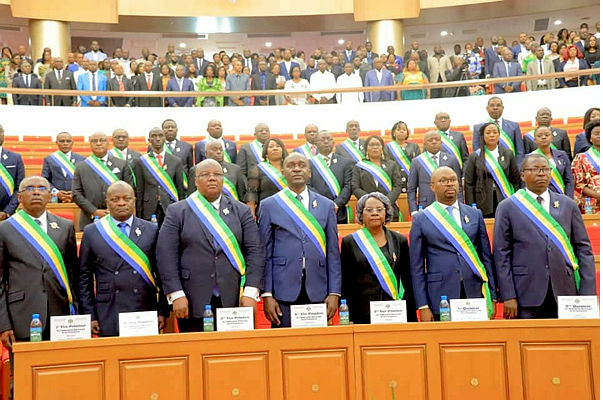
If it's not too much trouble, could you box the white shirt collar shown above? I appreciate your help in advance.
[211,195,222,210]
[27,211,48,233]
[435,200,461,226]
[525,188,550,211]
[293,187,310,210]
[111,214,134,227]
[427,151,440,159]
[153,150,166,159]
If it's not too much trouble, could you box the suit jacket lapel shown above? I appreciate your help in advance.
[129,217,144,247]
[45,213,63,248]
[548,191,561,222]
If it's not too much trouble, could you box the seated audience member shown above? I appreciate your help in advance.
[41,132,86,202]
[341,192,417,324]
[335,62,363,104]
[574,107,600,155]
[558,45,589,88]
[167,65,195,107]
[526,47,556,91]
[464,122,521,218]
[529,126,574,198]
[77,61,107,107]
[247,137,289,216]
[364,58,395,102]
[335,120,366,163]
[309,59,336,104]
[523,107,572,159]
[396,58,429,101]
[84,40,107,62]
[571,119,600,214]
[43,57,77,106]
[284,65,310,105]
[251,60,277,106]
[195,119,237,164]
[492,47,522,94]
[0,124,25,220]
[352,135,403,221]
[107,64,134,107]
[384,121,420,194]
[494,153,596,319]
[226,60,250,106]
[196,64,223,107]
[12,61,42,105]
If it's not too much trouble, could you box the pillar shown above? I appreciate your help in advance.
[28,19,71,64]
[366,19,404,57]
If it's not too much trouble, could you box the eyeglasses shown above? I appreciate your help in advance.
[196,172,224,179]
[21,186,50,193]
[522,167,552,174]
[57,139,73,144]
[435,178,457,185]
[364,207,385,213]
[90,138,108,143]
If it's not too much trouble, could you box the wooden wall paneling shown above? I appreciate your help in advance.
[32,362,105,400]
[119,357,189,400]
[202,353,269,399]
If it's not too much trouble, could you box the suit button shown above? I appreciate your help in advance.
[132,270,137,274]
[115,271,119,275]
[210,273,215,278]
[133,289,139,294]
[115,290,120,294]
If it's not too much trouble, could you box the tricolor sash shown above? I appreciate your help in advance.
[139,154,179,202]
[84,155,119,186]
[49,151,76,178]
[95,216,157,290]
[533,149,565,194]
[479,148,515,198]
[416,152,438,177]
[186,191,246,286]
[510,189,581,290]
[340,139,364,163]
[423,203,493,316]
[273,188,327,258]
[295,143,314,159]
[250,140,263,163]
[438,130,464,168]
[0,163,14,196]
[356,160,392,192]
[489,119,516,155]
[524,130,558,150]
[310,156,354,223]
[585,147,600,174]
[108,148,125,160]
[257,161,287,190]
[163,144,188,190]
[8,211,75,314]
[386,142,411,175]
[222,176,239,201]
[351,228,403,300]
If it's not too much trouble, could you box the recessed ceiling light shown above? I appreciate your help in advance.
[265,42,272,48]
[554,19,562,25]
[440,31,448,36]
[179,42,186,48]
[338,39,345,45]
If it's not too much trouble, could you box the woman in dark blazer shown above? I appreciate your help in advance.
[531,126,574,197]
[341,192,417,324]
[247,137,289,216]
[383,121,421,194]
[352,135,403,221]
[464,122,521,218]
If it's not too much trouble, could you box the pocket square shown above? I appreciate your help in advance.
[4,165,15,168]
[112,168,121,173]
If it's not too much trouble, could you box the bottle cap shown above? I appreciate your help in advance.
[152,214,157,218]
[440,295,447,300]
[205,305,211,309]
[341,299,347,304]
[32,313,40,319]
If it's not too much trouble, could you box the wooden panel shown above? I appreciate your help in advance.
[202,353,269,399]
[11,0,118,23]
[33,362,104,400]
[440,344,508,400]
[360,345,427,399]
[282,350,349,399]
[119,357,188,400]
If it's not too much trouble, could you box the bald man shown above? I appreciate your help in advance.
[194,120,237,164]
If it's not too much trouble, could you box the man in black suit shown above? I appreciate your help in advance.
[309,130,353,224]
[0,176,78,345]
[237,122,271,177]
[523,107,572,159]
[41,132,85,202]
[12,61,42,105]
[134,127,185,226]
[107,64,134,107]
[109,128,141,168]
[242,48,258,75]
[193,47,210,77]
[134,61,162,107]
[72,132,134,230]
[194,120,237,164]
[301,57,317,81]
[364,41,379,65]
[342,40,357,64]
[335,120,366,162]
[251,60,277,106]
[0,125,25,221]
[434,111,470,166]
[43,57,76,106]
[161,119,193,172]
[404,40,421,62]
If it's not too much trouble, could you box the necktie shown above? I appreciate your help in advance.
[446,206,455,220]
[296,194,303,208]
[169,142,175,151]
[147,74,152,90]
[91,73,96,91]
[117,222,128,236]
[34,219,42,228]
[432,155,438,166]
[178,79,183,91]
[537,196,544,207]
[156,154,163,167]
[505,62,510,77]
[539,60,543,75]
[311,145,317,155]
[324,156,330,166]
[118,77,124,91]
[25,75,29,87]
[57,70,61,81]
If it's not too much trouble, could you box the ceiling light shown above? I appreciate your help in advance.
[265,42,272,48]
[338,39,345,45]
[440,31,448,36]
[179,43,186,48]
[554,20,562,25]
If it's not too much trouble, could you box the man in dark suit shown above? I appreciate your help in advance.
[77,61,107,107]
[194,120,237,164]
[407,131,463,215]
[473,96,525,166]
[157,159,264,332]
[72,132,134,230]
[364,41,379,66]
[241,48,258,75]
[484,35,501,77]
[335,120,366,162]
[79,181,169,337]
[301,57,317,81]
[237,122,271,177]
[279,49,300,81]
[12,61,42,105]
[492,47,522,94]
[166,65,195,107]
[403,40,420,63]
[0,126,25,221]
[309,131,353,224]
[0,176,78,345]
[43,57,76,106]
[134,128,185,226]
[259,153,341,328]
[107,64,134,107]
[193,47,210,77]
[342,41,357,64]
[251,60,277,106]
[494,154,596,319]
[363,58,395,102]
[434,112,469,166]
[161,119,193,173]
[523,107,572,159]
[109,129,141,167]
[134,61,162,107]
[41,132,85,203]
[410,167,496,321]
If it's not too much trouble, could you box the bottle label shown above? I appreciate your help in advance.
[30,327,43,342]
[339,311,350,325]
[203,318,214,331]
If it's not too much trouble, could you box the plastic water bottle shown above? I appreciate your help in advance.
[584,198,593,215]
[93,215,99,222]
[471,203,477,209]
[439,296,451,321]
[151,214,158,225]
[203,305,214,332]
[30,314,42,342]
[50,188,59,203]
[339,299,350,325]
[418,205,423,211]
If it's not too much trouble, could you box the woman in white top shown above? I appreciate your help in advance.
[559,44,589,87]
[284,65,310,105]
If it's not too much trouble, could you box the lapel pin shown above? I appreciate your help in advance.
[393,252,397,262]
[553,201,559,208]
[557,159,562,165]
[223,208,230,215]
[176,147,181,152]
[112,167,120,173]
[333,158,337,164]
[312,200,317,208]
[107,161,112,166]
[223,168,227,173]
[71,159,75,163]
[2,154,7,160]
[49,222,59,229]
[464,215,470,223]
[128,154,132,159]
[163,164,168,170]
[443,155,448,161]
[553,131,557,136]
[500,155,505,162]
[135,227,141,236]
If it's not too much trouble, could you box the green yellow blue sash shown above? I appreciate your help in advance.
[585,147,600,174]
[479,148,515,198]
[139,154,179,202]
[310,155,354,223]
[186,191,246,287]
[49,151,76,178]
[524,130,558,150]
[341,139,364,163]
[0,162,14,196]
[510,189,581,290]
[351,227,403,300]
[250,140,263,163]
[273,188,327,258]
[386,142,411,175]
[164,144,188,190]
[8,211,75,314]
[416,152,438,177]
[108,148,125,160]
[356,160,392,192]
[95,216,157,290]
[222,176,239,200]
[489,119,515,155]
[533,149,565,194]
[295,143,315,159]
[257,161,287,190]
[423,203,493,316]
[438,130,463,168]
[84,154,119,186]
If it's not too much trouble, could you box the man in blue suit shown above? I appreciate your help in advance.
[491,48,522,94]
[407,131,463,215]
[410,167,496,321]
[342,41,356,64]
[473,97,525,166]
[157,159,265,332]
[259,153,341,328]
[363,58,395,102]
[194,120,237,164]
[41,132,85,203]
[494,154,596,319]
[484,35,501,77]
[79,181,169,337]
[279,49,300,81]
[76,61,107,107]
[166,65,195,107]
[0,125,25,221]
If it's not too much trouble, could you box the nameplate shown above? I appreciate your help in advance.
[118,311,158,337]
[290,303,328,328]
[50,315,91,341]
[216,307,254,332]
[370,301,407,324]
[450,298,489,321]
[558,296,599,319]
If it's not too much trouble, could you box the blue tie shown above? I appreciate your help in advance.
[446,206,455,221]
[91,73,96,91]
[117,222,128,237]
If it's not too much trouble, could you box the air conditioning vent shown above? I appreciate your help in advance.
[0,25,21,32]
[462,29,478,35]
[248,33,292,38]
[162,33,208,39]
[410,33,426,39]
[320,30,364,36]
[534,18,549,32]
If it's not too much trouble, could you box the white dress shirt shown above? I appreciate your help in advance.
[336,73,364,104]
[525,187,550,212]
[435,200,462,227]
[111,214,134,237]
[28,211,48,234]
